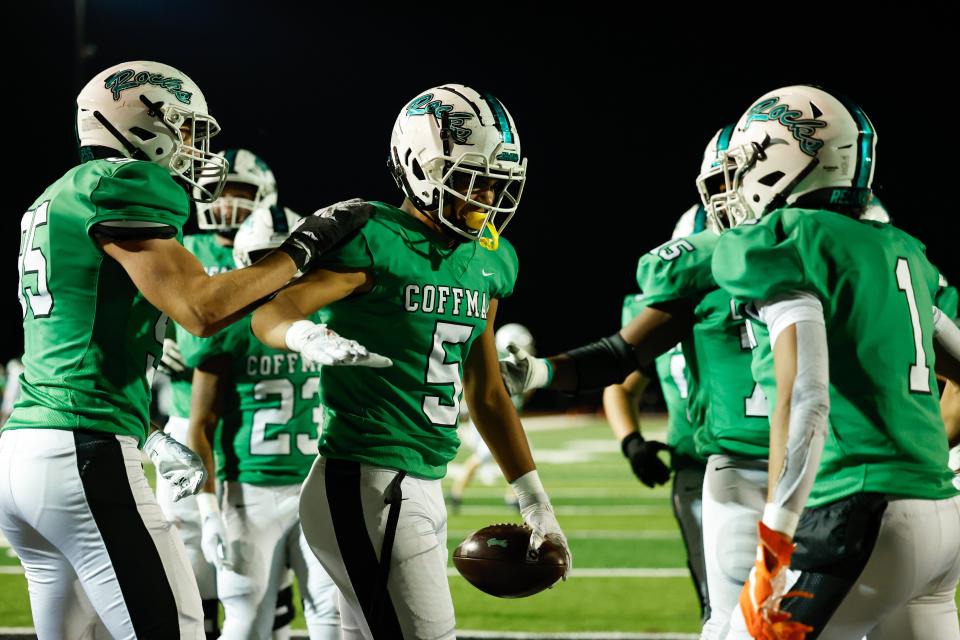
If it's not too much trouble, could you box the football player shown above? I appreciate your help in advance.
[602,203,712,622]
[501,124,775,639]
[157,147,279,639]
[0,60,370,638]
[185,206,342,639]
[703,85,960,639]
[250,84,571,639]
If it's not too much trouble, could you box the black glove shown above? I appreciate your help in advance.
[621,432,671,488]
[277,198,373,272]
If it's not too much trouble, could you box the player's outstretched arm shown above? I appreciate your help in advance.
[251,268,391,368]
[603,372,670,488]
[500,304,693,396]
[102,236,298,337]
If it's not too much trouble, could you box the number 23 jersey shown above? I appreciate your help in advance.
[312,202,518,479]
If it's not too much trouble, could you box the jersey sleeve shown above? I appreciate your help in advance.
[313,225,375,272]
[487,236,519,299]
[86,160,190,237]
[635,230,718,305]
[935,277,959,321]
[621,293,647,327]
[711,211,812,304]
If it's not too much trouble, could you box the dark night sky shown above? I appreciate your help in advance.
[6,2,958,366]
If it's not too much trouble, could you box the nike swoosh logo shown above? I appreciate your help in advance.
[482,270,495,277]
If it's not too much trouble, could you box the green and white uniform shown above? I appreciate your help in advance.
[182,315,339,639]
[298,201,517,640]
[1,158,204,638]
[713,208,960,639]
[636,231,771,640]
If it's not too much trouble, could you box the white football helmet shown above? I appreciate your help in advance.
[233,205,302,268]
[76,61,228,203]
[697,85,877,231]
[388,84,526,247]
[495,323,535,356]
[197,149,278,231]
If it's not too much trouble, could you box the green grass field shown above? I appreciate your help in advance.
[0,415,703,633]
[2,415,954,633]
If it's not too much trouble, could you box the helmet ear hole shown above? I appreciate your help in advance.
[411,158,426,181]
[757,171,785,187]
[129,127,156,141]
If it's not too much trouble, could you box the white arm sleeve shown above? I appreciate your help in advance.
[757,293,830,536]
[933,306,960,362]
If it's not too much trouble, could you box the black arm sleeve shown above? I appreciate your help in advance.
[566,332,642,392]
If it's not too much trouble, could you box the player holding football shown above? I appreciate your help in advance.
[251,84,571,639]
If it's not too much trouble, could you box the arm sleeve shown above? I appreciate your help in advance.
[758,294,830,536]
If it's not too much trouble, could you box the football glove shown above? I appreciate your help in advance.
[511,470,571,580]
[276,198,373,272]
[143,430,206,502]
[739,521,814,640]
[197,493,233,571]
[621,432,671,488]
[499,343,552,396]
[156,338,189,381]
[285,320,392,368]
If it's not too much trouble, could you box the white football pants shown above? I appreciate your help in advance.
[299,457,456,640]
[218,481,340,640]
[0,428,204,639]
[699,454,768,640]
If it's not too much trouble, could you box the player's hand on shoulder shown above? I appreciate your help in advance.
[143,429,207,501]
[285,320,392,368]
[276,198,373,272]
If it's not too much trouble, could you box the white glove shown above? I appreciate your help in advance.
[499,343,552,396]
[285,320,393,368]
[511,470,571,580]
[143,430,207,502]
[197,493,232,570]
[157,338,189,380]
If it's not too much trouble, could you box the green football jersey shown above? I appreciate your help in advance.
[712,208,957,506]
[169,234,236,419]
[636,231,770,460]
[8,159,189,445]
[182,314,325,486]
[621,294,704,466]
[312,201,518,479]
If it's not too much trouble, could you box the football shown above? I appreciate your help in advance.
[453,523,567,598]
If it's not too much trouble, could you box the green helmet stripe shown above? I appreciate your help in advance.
[481,93,514,144]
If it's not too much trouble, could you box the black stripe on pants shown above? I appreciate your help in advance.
[325,458,403,639]
[74,430,179,639]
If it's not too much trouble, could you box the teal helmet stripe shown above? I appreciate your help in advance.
[223,148,239,174]
[270,205,290,233]
[717,123,736,153]
[694,205,707,232]
[481,93,514,144]
[834,95,875,189]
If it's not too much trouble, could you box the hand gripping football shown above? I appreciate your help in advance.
[453,523,567,598]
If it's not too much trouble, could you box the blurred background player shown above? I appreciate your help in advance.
[251,84,570,640]
[185,206,341,639]
[448,323,536,513]
[602,204,711,623]
[156,147,283,639]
